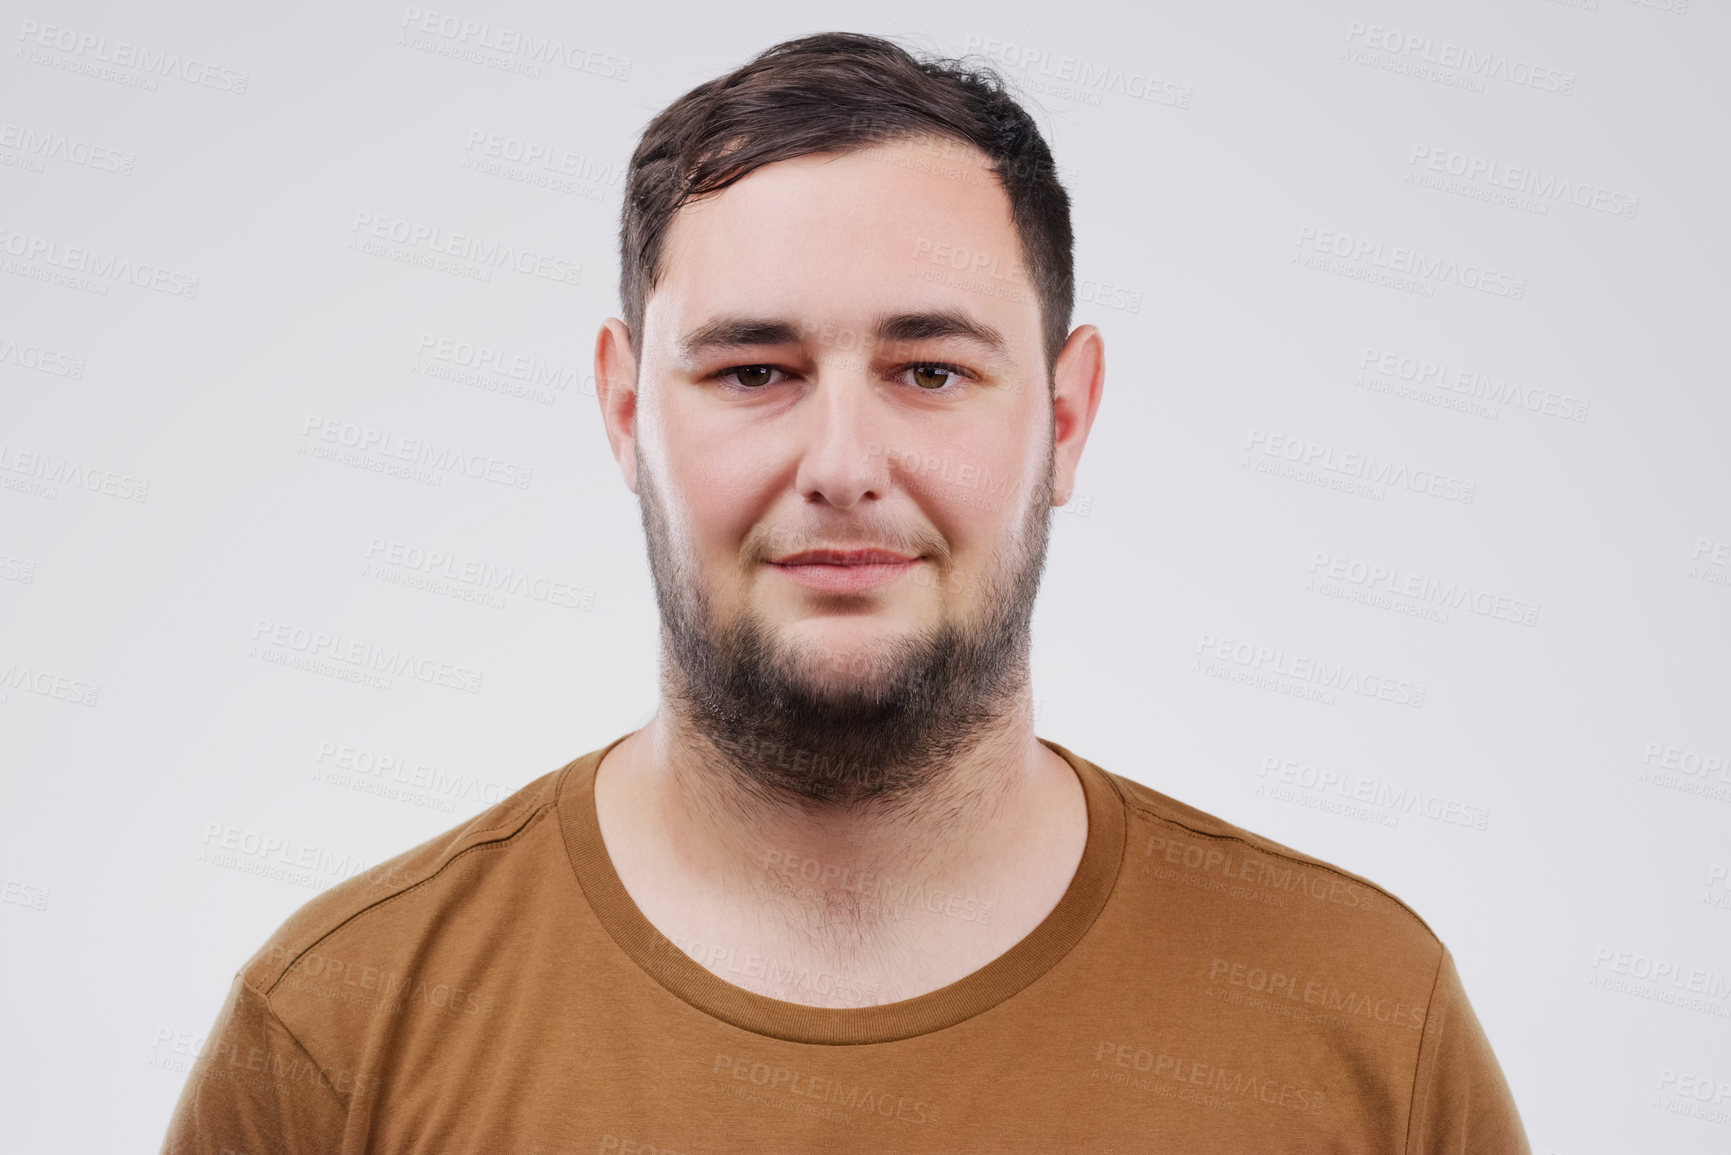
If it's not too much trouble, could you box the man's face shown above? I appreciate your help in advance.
[604,136,1087,802]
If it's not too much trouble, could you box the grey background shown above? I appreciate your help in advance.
[1,0,1727,1150]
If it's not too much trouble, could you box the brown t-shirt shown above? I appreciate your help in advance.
[161,733,1530,1153]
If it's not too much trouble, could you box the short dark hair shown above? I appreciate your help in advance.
[618,31,1075,379]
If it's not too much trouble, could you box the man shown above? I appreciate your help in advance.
[163,31,1530,1153]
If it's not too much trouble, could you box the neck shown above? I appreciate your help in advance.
[655,674,1037,890]
[594,675,1088,1004]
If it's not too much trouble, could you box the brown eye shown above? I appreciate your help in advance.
[732,366,775,388]
[911,365,953,390]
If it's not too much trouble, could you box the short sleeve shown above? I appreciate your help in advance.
[1405,943,1531,1155]
[159,972,352,1155]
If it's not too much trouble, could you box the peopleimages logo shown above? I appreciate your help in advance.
[1294,226,1526,300]
[960,35,1192,109]
[1245,429,1477,505]
[0,661,100,707]
[248,617,484,694]
[1342,20,1576,95]
[1407,145,1639,219]
[1091,1040,1327,1114]
[0,333,86,378]
[1356,347,1590,422]
[0,442,149,502]
[397,7,631,80]
[0,226,200,297]
[1144,829,1379,912]
[711,1053,943,1125]
[1257,756,1492,831]
[15,19,251,93]
[461,130,625,187]
[0,874,50,911]
[0,122,136,175]
[313,741,518,809]
[363,536,595,611]
[270,944,496,1020]
[415,333,591,395]
[763,847,993,926]
[348,211,581,287]
[1194,630,1427,709]
[300,415,533,490]
[1589,947,1731,1013]
[1206,957,1426,1029]
[1307,550,1540,627]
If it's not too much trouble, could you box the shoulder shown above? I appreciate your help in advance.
[234,759,573,998]
[1084,756,1446,986]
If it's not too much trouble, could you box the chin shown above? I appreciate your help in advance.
[777,625,915,679]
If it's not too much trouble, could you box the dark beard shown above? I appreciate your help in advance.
[636,434,1055,811]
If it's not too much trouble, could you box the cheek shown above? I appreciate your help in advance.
[661,421,775,552]
[903,428,1030,532]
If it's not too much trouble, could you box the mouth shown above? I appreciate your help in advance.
[770,549,919,566]
[766,548,922,593]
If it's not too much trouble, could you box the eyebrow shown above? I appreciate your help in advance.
[675,309,1010,362]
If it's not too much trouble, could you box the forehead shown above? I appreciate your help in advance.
[645,136,1040,359]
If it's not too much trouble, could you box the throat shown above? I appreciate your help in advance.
[594,720,1090,1010]
[672,875,1009,1008]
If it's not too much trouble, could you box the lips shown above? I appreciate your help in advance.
[769,549,918,566]
[766,548,922,593]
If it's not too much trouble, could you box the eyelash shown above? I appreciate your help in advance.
[710,362,975,396]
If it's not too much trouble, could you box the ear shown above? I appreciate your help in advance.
[1049,324,1105,507]
[594,318,641,494]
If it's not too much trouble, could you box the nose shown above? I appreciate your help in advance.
[792,363,892,511]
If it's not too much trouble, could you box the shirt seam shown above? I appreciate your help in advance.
[1122,797,1437,937]
[1403,942,1450,1155]
[260,801,551,999]
[231,976,351,1115]
[554,742,1129,1047]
